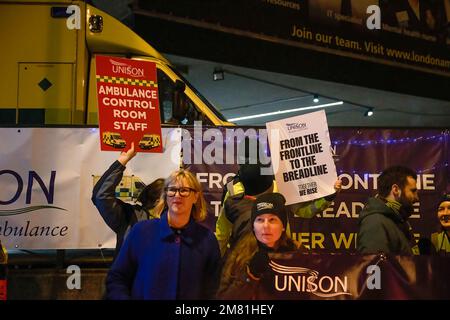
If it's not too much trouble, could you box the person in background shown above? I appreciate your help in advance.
[106,168,221,300]
[357,165,420,255]
[217,192,305,299]
[431,193,450,255]
[92,142,164,257]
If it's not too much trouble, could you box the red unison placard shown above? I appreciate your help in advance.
[96,55,163,153]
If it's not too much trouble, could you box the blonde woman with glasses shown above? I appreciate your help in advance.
[106,167,221,300]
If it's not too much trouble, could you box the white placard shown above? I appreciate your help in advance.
[266,110,337,205]
[0,128,181,249]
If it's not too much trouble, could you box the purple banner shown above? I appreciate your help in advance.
[221,253,450,299]
[182,126,449,253]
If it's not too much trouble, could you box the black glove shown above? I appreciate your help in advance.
[248,248,270,278]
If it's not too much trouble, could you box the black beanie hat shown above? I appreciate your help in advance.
[239,163,274,196]
[251,193,287,228]
[437,193,450,209]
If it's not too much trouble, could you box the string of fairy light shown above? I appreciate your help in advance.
[335,163,449,175]
[188,128,449,144]
[331,132,449,175]
[186,130,449,176]
[332,132,448,146]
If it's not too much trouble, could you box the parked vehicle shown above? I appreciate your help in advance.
[0,0,233,127]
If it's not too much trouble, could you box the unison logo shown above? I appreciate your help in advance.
[110,59,145,78]
[286,122,307,132]
[0,170,67,214]
[0,170,69,239]
[271,261,352,298]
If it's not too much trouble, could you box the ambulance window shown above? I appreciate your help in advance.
[178,93,213,125]
[157,69,212,125]
[157,69,175,124]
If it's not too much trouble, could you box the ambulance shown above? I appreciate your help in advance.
[138,134,161,150]
[0,0,234,127]
[92,174,145,201]
[102,131,126,149]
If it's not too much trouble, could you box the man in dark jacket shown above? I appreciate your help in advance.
[357,166,420,255]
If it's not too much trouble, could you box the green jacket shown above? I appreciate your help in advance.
[357,197,417,255]
[431,231,450,255]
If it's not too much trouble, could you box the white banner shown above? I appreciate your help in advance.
[266,110,337,205]
[0,128,181,249]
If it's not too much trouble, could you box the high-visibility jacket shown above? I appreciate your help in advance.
[431,231,450,255]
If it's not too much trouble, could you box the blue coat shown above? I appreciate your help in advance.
[106,211,221,300]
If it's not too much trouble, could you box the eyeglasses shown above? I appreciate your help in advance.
[165,187,196,197]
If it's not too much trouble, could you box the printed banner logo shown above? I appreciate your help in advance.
[256,202,274,211]
[286,122,307,132]
[0,205,67,216]
[271,261,352,297]
[110,59,145,78]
